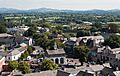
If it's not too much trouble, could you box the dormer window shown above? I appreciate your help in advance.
[8,57,10,60]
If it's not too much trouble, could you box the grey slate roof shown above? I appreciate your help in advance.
[8,47,27,56]
[56,70,70,76]
[33,46,43,51]
[24,70,57,76]
[46,49,65,55]
[0,33,13,37]
[76,71,94,76]
[0,51,8,59]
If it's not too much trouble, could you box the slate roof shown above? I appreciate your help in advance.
[113,71,120,76]
[56,70,70,76]
[80,65,104,72]
[24,70,57,76]
[111,48,120,54]
[76,71,94,76]
[7,47,27,56]
[33,46,43,51]
[101,67,113,76]
[77,36,104,42]
[65,40,76,46]
[46,49,65,55]
[24,70,71,76]
[0,33,13,37]
[0,51,8,59]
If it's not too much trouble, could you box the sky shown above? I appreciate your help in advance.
[0,0,120,10]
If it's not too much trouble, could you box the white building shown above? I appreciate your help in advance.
[83,21,93,25]
[97,46,120,62]
[0,57,6,72]
[0,33,14,44]
[24,37,33,46]
[16,25,29,31]
[6,47,27,61]
[45,48,66,64]
[0,51,7,72]
[32,46,44,55]
[77,35,104,46]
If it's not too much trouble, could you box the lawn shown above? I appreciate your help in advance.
[107,22,120,24]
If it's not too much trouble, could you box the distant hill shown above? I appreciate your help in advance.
[0,8,120,14]
[27,8,62,13]
[0,8,23,13]
[0,8,61,13]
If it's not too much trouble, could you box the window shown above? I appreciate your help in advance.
[8,57,10,60]
[51,59,54,61]
[107,57,109,61]
[60,58,64,64]
[55,58,59,64]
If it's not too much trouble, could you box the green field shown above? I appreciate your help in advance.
[4,16,36,20]
[107,22,120,24]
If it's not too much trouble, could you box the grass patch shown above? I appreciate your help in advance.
[107,22,120,24]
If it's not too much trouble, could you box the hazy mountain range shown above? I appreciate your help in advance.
[0,8,120,14]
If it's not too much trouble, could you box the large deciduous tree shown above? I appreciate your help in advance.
[103,35,120,49]
[76,30,90,37]
[8,61,18,70]
[18,61,31,74]
[48,39,64,50]
[27,46,34,54]
[0,24,7,33]
[35,34,49,50]
[24,25,38,37]
[20,51,29,60]
[41,59,58,71]
[74,45,90,65]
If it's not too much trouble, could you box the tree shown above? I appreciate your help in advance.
[33,33,41,39]
[0,24,7,33]
[24,17,31,23]
[27,46,33,54]
[8,61,18,70]
[63,34,70,39]
[36,54,44,59]
[69,33,76,37]
[41,59,58,71]
[24,25,38,37]
[103,35,120,49]
[35,34,49,50]
[55,39,65,48]
[56,25,63,31]
[109,23,120,33]
[47,39,55,50]
[18,61,31,74]
[20,51,29,60]
[90,26,99,32]
[55,25,63,34]
[44,32,51,37]
[92,21,102,28]
[76,30,90,37]
[47,39,64,50]
[40,22,51,28]
[74,46,90,65]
